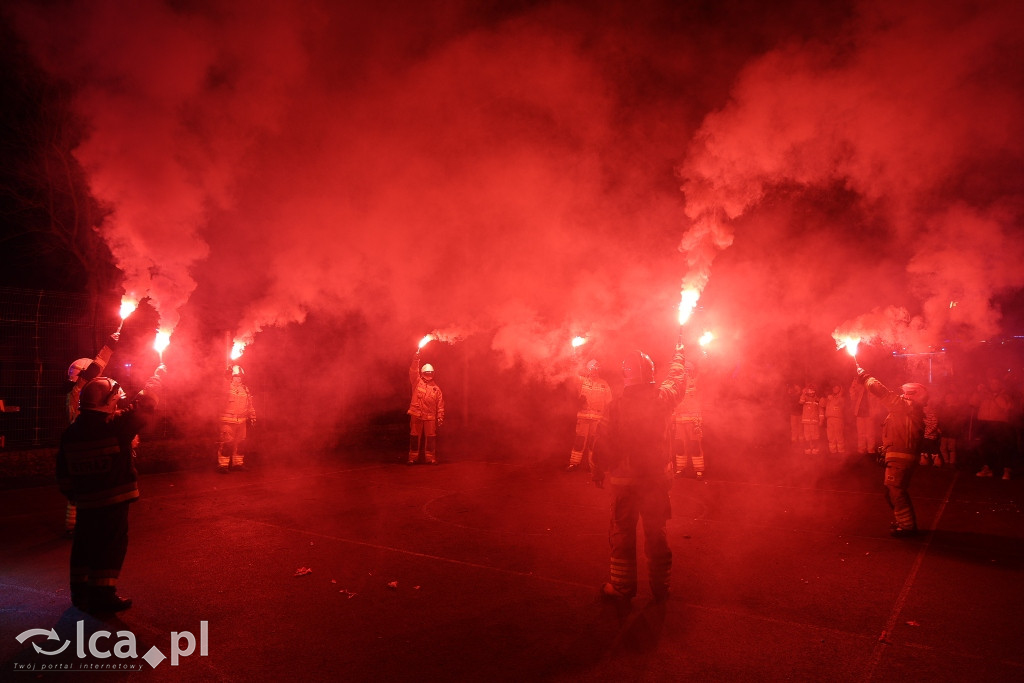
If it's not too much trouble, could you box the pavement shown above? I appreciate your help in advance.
[1,435,1023,682]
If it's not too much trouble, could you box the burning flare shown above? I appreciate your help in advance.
[571,336,587,348]
[116,296,140,333]
[833,333,861,359]
[230,340,246,361]
[699,331,714,347]
[418,334,435,350]
[678,289,700,326]
[153,330,171,359]
[119,297,139,320]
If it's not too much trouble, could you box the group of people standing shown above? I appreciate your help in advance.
[789,379,881,457]
[565,356,705,480]
[787,372,1021,480]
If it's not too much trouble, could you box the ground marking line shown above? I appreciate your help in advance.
[862,471,959,682]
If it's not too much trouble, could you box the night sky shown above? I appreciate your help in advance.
[2,0,1022,445]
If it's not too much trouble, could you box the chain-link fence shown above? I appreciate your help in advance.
[0,286,117,449]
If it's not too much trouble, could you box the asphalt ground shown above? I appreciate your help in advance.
[2,437,1023,682]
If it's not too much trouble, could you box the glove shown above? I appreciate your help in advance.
[856,367,868,382]
[155,363,167,377]
[110,332,121,344]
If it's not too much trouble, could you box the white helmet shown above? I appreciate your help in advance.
[68,358,92,383]
[421,363,435,376]
[80,377,125,413]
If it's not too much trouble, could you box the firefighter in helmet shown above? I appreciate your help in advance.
[592,343,687,603]
[799,384,825,455]
[566,359,613,472]
[217,365,256,473]
[857,367,926,537]
[56,363,165,613]
[63,332,119,534]
[670,360,704,478]
[408,350,444,464]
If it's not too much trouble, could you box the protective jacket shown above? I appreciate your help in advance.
[800,392,824,424]
[594,348,687,485]
[408,357,445,423]
[849,380,871,418]
[824,393,845,419]
[866,377,923,458]
[672,373,700,422]
[221,381,256,424]
[578,376,613,420]
[56,373,161,509]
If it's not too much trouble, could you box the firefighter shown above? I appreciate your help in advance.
[800,385,825,454]
[857,367,926,537]
[217,365,256,473]
[63,332,120,535]
[824,383,847,455]
[671,360,704,478]
[566,359,613,472]
[849,375,877,456]
[56,364,164,613]
[408,350,445,464]
[592,343,687,603]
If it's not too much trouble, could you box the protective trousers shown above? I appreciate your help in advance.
[826,417,845,454]
[65,502,77,532]
[409,417,437,463]
[70,502,130,597]
[569,416,600,468]
[855,416,877,454]
[218,421,248,468]
[672,420,704,473]
[884,455,917,530]
[608,479,672,600]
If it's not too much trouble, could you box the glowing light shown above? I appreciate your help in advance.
[418,334,435,349]
[678,289,700,326]
[230,340,246,360]
[153,330,171,359]
[119,297,139,320]
[699,331,714,347]
[571,336,587,348]
[833,334,861,358]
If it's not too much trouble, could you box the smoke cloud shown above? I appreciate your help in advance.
[677,0,1024,354]
[9,0,1023,452]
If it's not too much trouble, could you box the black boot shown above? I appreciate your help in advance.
[86,587,132,614]
[70,582,90,610]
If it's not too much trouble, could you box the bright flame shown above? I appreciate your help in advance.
[230,340,246,360]
[418,334,435,349]
[833,334,860,357]
[571,336,587,348]
[678,289,700,326]
[153,330,171,358]
[119,297,139,320]
[699,331,714,347]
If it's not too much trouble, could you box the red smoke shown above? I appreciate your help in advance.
[8,0,1023,445]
